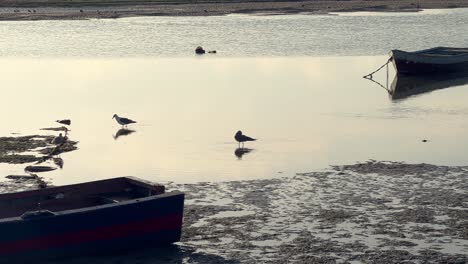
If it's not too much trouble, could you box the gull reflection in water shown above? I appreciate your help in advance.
[113,128,136,140]
[234,148,253,160]
[53,157,64,169]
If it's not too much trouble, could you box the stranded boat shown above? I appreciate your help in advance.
[0,177,184,261]
[391,47,468,75]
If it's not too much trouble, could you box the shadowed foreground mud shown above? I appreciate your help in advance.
[3,161,466,263]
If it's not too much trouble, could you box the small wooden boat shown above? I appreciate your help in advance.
[0,177,184,262]
[391,47,468,75]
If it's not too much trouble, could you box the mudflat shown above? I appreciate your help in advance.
[0,0,467,20]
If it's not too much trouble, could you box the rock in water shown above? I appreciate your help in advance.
[195,46,205,54]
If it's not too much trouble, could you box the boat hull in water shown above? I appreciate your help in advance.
[391,47,468,75]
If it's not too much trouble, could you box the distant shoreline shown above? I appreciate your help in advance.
[0,0,467,21]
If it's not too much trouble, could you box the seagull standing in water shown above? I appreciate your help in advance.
[112,114,137,128]
[234,130,256,148]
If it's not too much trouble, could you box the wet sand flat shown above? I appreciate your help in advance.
[0,0,467,20]
[34,161,468,263]
[172,161,468,263]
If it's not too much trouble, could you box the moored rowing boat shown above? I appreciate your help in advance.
[391,47,468,75]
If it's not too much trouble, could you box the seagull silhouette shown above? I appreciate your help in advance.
[234,130,256,148]
[112,114,136,128]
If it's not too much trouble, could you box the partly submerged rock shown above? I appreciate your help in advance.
[24,165,56,173]
[6,174,38,180]
[195,46,206,54]
[56,119,71,126]
[40,126,69,132]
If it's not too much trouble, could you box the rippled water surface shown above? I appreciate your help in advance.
[1,9,468,185]
[0,8,467,57]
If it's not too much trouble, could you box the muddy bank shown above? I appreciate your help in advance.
[171,160,467,263]
[0,134,77,164]
[0,0,467,20]
[0,131,78,191]
[1,160,466,263]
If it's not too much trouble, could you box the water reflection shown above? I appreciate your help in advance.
[390,72,468,100]
[113,128,136,140]
[53,157,64,169]
[365,70,468,101]
[234,148,253,160]
[4,57,468,184]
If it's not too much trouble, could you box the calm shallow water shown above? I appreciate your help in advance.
[1,10,468,184]
[1,56,468,184]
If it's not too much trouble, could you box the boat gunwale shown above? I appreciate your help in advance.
[412,46,468,55]
[0,176,183,223]
[390,47,468,65]
[0,176,163,200]
[0,189,184,224]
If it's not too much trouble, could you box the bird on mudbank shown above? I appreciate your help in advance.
[234,130,256,148]
[51,133,67,145]
[112,114,137,128]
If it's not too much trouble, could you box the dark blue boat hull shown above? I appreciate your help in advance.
[0,192,184,262]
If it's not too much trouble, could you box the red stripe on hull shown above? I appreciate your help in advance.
[0,214,182,255]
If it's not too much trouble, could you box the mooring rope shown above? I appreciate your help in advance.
[364,74,390,92]
[362,56,394,92]
[363,57,393,79]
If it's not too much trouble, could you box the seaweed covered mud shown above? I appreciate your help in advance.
[0,0,467,20]
[172,161,467,263]
[0,130,78,192]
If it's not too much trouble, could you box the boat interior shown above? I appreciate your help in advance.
[416,47,468,56]
[0,177,165,220]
